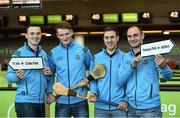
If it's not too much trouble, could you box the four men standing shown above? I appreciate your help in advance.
[6,22,173,117]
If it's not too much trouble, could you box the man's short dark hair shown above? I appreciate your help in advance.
[55,21,72,32]
[103,26,119,35]
[26,25,41,33]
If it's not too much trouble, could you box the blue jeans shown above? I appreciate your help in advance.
[15,102,45,117]
[95,108,127,117]
[128,104,162,118]
[55,100,89,118]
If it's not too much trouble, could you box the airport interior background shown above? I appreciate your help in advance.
[0,0,180,117]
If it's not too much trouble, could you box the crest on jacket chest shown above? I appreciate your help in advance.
[125,61,131,65]
[56,56,63,61]
[75,54,80,60]
[143,59,148,65]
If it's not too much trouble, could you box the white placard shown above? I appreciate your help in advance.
[141,39,175,57]
[8,57,43,70]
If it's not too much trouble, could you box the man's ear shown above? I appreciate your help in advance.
[25,33,28,39]
[56,33,59,38]
[141,33,145,40]
[117,35,119,42]
[70,29,73,36]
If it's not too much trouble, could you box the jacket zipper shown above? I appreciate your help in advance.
[150,84,153,98]
[67,47,70,104]
[135,67,137,108]
[25,80,28,95]
[109,59,112,110]
[39,70,42,103]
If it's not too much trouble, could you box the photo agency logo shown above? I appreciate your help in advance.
[161,104,176,116]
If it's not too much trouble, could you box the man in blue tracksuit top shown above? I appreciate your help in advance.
[49,21,93,117]
[117,26,173,117]
[89,26,127,117]
[6,26,54,117]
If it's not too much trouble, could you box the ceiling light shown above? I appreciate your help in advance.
[89,32,103,35]
[164,30,180,33]
[163,31,170,35]
[142,30,163,34]
[74,32,89,35]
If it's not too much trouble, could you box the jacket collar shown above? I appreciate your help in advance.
[24,42,41,57]
[130,49,141,57]
[59,40,75,48]
[102,47,119,58]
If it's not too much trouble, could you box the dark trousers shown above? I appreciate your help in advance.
[15,102,45,117]
[55,100,89,118]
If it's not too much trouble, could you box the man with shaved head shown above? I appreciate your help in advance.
[117,26,173,117]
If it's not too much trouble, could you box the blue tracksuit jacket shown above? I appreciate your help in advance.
[6,43,54,103]
[49,41,93,104]
[90,48,125,110]
[118,50,173,109]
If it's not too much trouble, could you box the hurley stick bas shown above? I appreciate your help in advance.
[53,82,88,99]
[53,82,128,112]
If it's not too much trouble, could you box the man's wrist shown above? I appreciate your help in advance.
[131,63,135,69]
[47,92,53,95]
[160,64,166,69]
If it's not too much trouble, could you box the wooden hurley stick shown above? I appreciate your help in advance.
[53,82,88,99]
[53,82,128,112]
[52,64,106,101]
[71,64,106,90]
